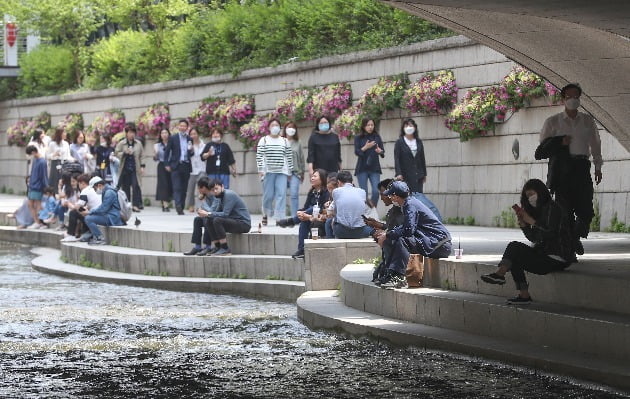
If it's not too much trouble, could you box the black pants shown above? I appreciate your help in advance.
[67,210,88,237]
[502,241,568,290]
[554,159,593,238]
[118,170,143,208]
[171,162,191,209]
[207,216,250,242]
[191,216,211,246]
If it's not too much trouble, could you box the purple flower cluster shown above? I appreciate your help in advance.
[404,70,458,115]
[333,105,364,140]
[444,87,497,141]
[359,74,410,119]
[305,83,352,120]
[137,103,170,138]
[275,88,313,122]
[88,109,126,136]
[238,114,273,149]
[57,113,84,142]
[7,118,30,147]
[190,96,255,136]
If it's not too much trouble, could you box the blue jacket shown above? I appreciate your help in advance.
[387,196,450,251]
[38,195,56,220]
[29,157,48,192]
[89,185,123,226]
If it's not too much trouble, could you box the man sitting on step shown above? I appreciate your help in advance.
[201,178,251,256]
[79,177,123,245]
[184,177,217,256]
[375,181,452,289]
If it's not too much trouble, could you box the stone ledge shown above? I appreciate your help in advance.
[340,264,630,363]
[31,247,304,302]
[297,290,630,392]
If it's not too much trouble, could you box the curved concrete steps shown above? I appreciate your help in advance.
[31,247,304,302]
[297,290,630,391]
[60,241,303,281]
[340,264,630,364]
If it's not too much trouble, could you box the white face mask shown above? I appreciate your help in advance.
[528,194,538,207]
[404,126,415,135]
[211,137,221,143]
[565,98,580,111]
[285,128,296,137]
[270,126,281,136]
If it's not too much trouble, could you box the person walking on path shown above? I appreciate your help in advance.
[283,121,306,217]
[165,119,193,215]
[375,181,451,290]
[256,118,293,226]
[154,128,173,212]
[201,127,237,189]
[307,116,341,176]
[115,125,144,213]
[481,179,576,304]
[185,127,206,213]
[538,83,602,255]
[394,118,442,222]
[354,118,384,207]
[25,145,48,228]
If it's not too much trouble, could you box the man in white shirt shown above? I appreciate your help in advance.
[331,171,373,239]
[61,174,103,242]
[539,83,602,253]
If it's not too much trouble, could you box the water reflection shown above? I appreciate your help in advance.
[0,242,625,398]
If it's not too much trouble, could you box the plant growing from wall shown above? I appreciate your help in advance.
[137,103,170,139]
[275,88,314,123]
[87,109,126,136]
[333,105,364,140]
[403,70,457,115]
[305,83,352,121]
[358,74,410,119]
[213,95,256,134]
[57,113,84,142]
[445,87,499,142]
[33,112,51,131]
[189,96,225,136]
[6,118,30,147]
[238,114,274,150]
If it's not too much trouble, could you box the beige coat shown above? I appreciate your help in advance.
[115,139,144,182]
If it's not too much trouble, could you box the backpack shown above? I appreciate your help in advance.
[116,189,133,223]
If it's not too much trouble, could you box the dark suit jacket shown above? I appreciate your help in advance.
[164,133,193,170]
[535,135,570,194]
[394,137,427,193]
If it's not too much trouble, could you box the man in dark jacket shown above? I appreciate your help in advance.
[164,119,193,215]
[375,181,451,289]
[80,177,123,245]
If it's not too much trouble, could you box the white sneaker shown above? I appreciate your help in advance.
[27,223,42,229]
[61,235,79,242]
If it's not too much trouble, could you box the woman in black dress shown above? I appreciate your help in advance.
[95,134,114,182]
[307,116,341,176]
[154,128,173,211]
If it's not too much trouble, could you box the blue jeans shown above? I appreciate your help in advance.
[333,223,373,239]
[356,171,381,205]
[288,172,302,217]
[412,192,443,222]
[54,202,67,223]
[325,218,334,238]
[262,173,288,219]
[207,173,230,189]
[85,214,112,238]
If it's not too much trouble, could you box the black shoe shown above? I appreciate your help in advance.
[507,295,532,305]
[162,206,169,212]
[380,272,408,289]
[205,246,220,256]
[291,250,304,259]
[574,237,584,255]
[481,272,506,285]
[276,218,294,228]
[196,247,213,256]
[176,207,184,215]
[212,247,231,256]
[261,215,268,226]
[184,247,201,256]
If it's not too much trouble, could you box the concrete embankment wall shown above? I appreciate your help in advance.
[1,35,628,227]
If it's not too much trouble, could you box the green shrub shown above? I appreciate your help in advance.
[18,45,76,98]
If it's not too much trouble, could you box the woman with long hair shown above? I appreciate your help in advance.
[70,131,90,172]
[46,128,73,194]
[283,121,306,217]
[354,118,384,207]
[481,178,576,304]
[95,133,114,182]
[185,127,206,212]
[154,128,173,212]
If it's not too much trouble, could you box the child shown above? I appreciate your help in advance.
[37,187,57,229]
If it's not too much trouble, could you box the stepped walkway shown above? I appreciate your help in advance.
[1,194,630,391]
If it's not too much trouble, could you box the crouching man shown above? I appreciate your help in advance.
[184,177,216,256]
[79,177,123,245]
[375,181,451,289]
[204,179,251,256]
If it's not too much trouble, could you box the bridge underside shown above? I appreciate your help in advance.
[384,0,630,150]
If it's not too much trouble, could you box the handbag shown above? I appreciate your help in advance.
[406,254,424,288]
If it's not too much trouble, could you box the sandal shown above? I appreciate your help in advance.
[261,215,268,226]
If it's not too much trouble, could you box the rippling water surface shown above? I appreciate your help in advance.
[0,242,626,398]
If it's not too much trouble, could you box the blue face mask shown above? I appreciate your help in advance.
[318,123,330,132]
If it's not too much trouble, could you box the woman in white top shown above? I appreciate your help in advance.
[185,127,206,212]
[256,118,293,225]
[27,129,50,174]
[47,127,74,194]
[70,131,90,173]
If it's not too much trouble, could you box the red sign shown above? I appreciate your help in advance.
[6,23,17,47]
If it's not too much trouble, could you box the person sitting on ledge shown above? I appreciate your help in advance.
[63,174,102,242]
[481,178,576,304]
[331,170,373,239]
[202,179,251,256]
[79,176,123,245]
[276,169,329,259]
[364,179,405,283]
[184,177,217,256]
[375,181,451,290]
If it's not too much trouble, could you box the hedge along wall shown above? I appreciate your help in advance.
[0,35,628,228]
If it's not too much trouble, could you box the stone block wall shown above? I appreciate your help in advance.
[0,35,627,227]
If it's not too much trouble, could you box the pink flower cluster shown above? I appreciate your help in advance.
[238,114,273,149]
[403,70,458,115]
[87,109,126,136]
[333,105,364,140]
[275,88,313,122]
[6,118,30,147]
[190,96,255,135]
[445,87,498,141]
[544,82,562,104]
[137,103,170,139]
[189,97,224,135]
[359,74,410,119]
[57,113,84,142]
[305,83,352,121]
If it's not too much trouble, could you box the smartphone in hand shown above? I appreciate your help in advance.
[512,204,522,213]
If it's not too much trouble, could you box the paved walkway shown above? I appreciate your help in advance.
[1,193,629,257]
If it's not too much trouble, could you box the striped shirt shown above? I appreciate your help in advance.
[256,135,293,175]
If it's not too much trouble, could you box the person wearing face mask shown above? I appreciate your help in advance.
[256,118,293,226]
[481,179,576,304]
[115,125,144,213]
[79,177,123,245]
[394,118,442,222]
[283,121,306,217]
[95,133,114,183]
[539,83,602,255]
[201,127,236,189]
[307,116,342,175]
